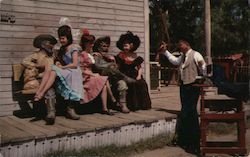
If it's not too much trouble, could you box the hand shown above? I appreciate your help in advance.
[55,62,62,68]
[136,75,141,80]
[157,42,167,54]
[108,56,115,61]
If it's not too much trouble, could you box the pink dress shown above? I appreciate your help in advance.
[80,52,108,104]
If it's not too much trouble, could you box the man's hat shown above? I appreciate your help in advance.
[93,36,111,52]
[33,34,57,48]
[116,31,140,51]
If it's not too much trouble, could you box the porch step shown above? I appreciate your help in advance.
[204,87,218,96]
[0,109,176,157]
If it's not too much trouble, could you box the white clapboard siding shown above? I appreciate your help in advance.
[0,0,148,116]
[0,118,176,157]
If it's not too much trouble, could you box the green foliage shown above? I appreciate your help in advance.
[149,0,249,56]
[211,0,249,55]
[150,0,204,53]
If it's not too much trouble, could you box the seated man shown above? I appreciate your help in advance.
[22,34,57,125]
[92,36,135,113]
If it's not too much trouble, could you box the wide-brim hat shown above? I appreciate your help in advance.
[33,34,57,48]
[93,36,111,52]
[116,31,140,51]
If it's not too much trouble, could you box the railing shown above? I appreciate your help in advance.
[233,65,249,83]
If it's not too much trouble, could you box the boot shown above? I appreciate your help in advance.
[66,101,80,120]
[45,98,56,125]
[119,90,130,113]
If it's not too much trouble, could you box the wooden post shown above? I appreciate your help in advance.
[144,0,151,89]
[205,0,212,76]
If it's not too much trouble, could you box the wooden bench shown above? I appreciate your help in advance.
[12,64,47,118]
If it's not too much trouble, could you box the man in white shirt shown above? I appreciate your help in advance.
[157,39,206,154]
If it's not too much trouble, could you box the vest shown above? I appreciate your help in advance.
[180,50,199,85]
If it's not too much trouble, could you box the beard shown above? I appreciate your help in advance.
[42,47,53,57]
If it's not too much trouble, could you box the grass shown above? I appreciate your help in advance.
[207,116,250,135]
[45,133,174,157]
[45,119,250,157]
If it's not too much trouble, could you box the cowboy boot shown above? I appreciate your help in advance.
[119,90,130,113]
[66,101,80,120]
[45,98,56,125]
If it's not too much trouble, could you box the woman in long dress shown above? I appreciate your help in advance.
[34,25,82,121]
[115,31,151,111]
[79,29,116,115]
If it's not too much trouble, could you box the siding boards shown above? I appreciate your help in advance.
[0,0,146,116]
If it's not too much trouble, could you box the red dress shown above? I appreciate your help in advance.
[80,52,108,104]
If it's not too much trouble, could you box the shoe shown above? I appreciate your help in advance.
[66,101,80,120]
[34,93,43,102]
[45,99,56,125]
[184,145,200,155]
[101,110,114,115]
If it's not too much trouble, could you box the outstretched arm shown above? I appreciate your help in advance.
[163,50,183,66]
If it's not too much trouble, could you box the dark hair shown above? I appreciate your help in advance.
[58,25,73,44]
[57,25,73,65]
[80,29,95,51]
[93,36,110,52]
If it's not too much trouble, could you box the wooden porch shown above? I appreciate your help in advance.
[0,86,180,157]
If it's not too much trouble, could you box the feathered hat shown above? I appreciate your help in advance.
[116,31,140,51]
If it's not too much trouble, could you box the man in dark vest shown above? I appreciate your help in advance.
[157,38,206,154]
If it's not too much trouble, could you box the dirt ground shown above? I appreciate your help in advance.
[129,120,250,157]
[129,129,250,157]
[137,86,250,157]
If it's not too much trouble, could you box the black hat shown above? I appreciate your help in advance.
[33,34,57,48]
[116,31,140,51]
[93,36,111,52]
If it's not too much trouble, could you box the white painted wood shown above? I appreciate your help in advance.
[0,118,177,157]
[0,0,148,116]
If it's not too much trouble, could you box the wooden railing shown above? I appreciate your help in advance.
[233,65,249,83]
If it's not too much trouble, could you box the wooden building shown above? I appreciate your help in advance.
[0,0,150,116]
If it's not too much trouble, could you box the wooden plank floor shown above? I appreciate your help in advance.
[0,86,180,145]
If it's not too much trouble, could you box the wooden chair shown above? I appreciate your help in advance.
[199,85,247,156]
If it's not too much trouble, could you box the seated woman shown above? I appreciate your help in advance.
[34,25,83,122]
[115,31,152,111]
[79,29,116,115]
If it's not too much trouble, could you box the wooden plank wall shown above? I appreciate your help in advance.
[0,0,147,116]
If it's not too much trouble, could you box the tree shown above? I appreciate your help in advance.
[211,0,249,55]
[149,0,204,55]
[149,0,249,57]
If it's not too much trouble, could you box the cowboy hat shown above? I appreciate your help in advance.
[33,34,57,48]
[116,31,140,51]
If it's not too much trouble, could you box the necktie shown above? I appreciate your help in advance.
[182,54,186,63]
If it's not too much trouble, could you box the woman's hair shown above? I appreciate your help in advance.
[57,25,73,65]
[57,25,73,44]
[80,29,95,51]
